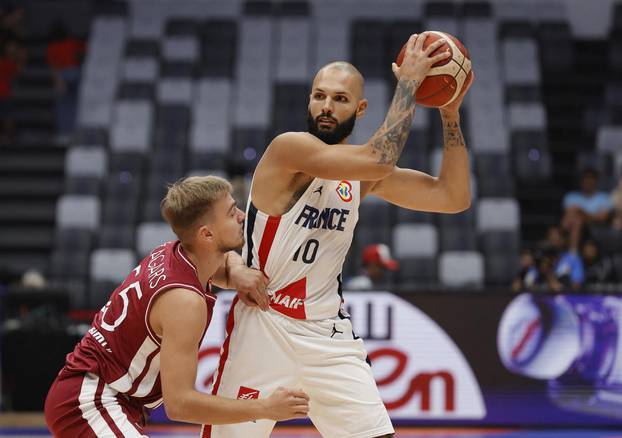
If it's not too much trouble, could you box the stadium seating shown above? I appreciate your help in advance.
[136,222,177,257]
[477,198,521,284]
[13,0,616,307]
[392,224,438,286]
[89,248,137,307]
[439,251,484,287]
[56,195,101,230]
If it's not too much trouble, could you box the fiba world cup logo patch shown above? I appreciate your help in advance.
[336,180,353,202]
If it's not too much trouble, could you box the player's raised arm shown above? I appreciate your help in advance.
[267,33,450,181]
[153,288,309,425]
[366,73,474,214]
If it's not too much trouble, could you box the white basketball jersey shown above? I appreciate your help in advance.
[242,177,360,320]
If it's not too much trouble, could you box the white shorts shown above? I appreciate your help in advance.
[201,298,394,438]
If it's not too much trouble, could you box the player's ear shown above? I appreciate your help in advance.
[356,99,368,118]
[197,224,215,243]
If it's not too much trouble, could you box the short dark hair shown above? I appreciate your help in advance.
[581,167,599,179]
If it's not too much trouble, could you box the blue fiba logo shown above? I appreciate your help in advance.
[498,294,580,379]
[498,294,622,418]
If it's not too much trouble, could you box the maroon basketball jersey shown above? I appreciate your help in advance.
[64,240,216,409]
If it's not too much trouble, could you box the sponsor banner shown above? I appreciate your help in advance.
[346,292,485,419]
[150,291,622,426]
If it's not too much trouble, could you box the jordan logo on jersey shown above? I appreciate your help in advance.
[336,180,353,202]
[270,277,307,319]
[237,386,260,400]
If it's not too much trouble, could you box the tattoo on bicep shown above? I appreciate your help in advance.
[442,120,466,150]
[370,79,420,165]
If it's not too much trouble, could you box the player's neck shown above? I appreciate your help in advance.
[181,244,225,287]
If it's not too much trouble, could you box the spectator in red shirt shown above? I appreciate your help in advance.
[0,38,22,144]
[46,21,84,143]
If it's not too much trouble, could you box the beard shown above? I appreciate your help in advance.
[307,110,357,145]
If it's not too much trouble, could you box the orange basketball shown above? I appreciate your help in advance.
[396,31,472,108]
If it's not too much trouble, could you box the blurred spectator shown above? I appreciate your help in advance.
[512,248,539,292]
[0,37,22,144]
[46,20,84,143]
[612,177,622,231]
[0,266,46,290]
[0,3,26,40]
[527,227,585,291]
[561,168,613,251]
[513,246,566,292]
[0,3,27,64]
[554,244,585,291]
[537,246,564,292]
[538,225,566,253]
[20,269,47,289]
[582,239,617,285]
[345,244,399,290]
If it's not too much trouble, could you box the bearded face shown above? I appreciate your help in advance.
[306,110,357,145]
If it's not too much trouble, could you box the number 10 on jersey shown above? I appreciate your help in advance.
[293,239,319,264]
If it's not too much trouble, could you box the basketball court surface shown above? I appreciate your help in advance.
[1,426,621,438]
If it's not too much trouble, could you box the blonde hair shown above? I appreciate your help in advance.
[161,176,232,242]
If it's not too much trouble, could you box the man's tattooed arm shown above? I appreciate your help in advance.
[440,109,467,150]
[369,78,420,165]
[434,108,471,211]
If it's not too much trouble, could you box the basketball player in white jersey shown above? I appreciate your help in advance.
[45,176,309,437]
[203,33,473,438]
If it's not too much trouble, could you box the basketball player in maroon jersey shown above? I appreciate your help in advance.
[44,176,309,437]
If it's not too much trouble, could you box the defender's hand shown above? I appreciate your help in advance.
[230,265,270,311]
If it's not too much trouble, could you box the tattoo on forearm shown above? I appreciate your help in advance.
[370,79,420,165]
[442,118,466,150]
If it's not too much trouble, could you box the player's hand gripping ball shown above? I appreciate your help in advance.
[396,31,472,108]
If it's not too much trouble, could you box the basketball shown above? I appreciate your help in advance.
[396,31,472,108]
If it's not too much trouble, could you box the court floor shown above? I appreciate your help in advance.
[1,426,621,438]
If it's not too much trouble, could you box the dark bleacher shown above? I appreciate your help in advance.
[3,0,621,307]
[0,147,65,274]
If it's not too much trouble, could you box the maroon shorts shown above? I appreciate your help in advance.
[45,369,147,437]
